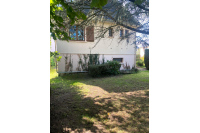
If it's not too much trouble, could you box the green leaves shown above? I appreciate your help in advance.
[57,56,62,61]
[50,51,62,61]
[57,16,63,23]
[134,0,144,5]
[50,0,108,40]
[90,0,108,9]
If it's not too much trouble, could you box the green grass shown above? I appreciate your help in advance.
[50,69,149,133]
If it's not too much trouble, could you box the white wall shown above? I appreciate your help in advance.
[56,22,136,55]
[58,54,135,72]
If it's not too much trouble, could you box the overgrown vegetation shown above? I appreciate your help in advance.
[50,68,149,133]
[50,57,55,66]
[136,60,144,66]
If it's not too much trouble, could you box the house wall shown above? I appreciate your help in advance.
[58,54,135,72]
[56,22,137,72]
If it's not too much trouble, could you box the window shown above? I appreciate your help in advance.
[120,29,123,37]
[69,25,84,41]
[125,30,129,36]
[125,30,129,43]
[113,58,123,62]
[109,28,113,37]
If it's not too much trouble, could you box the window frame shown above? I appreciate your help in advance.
[109,28,113,37]
[125,30,129,43]
[113,58,123,63]
[69,25,85,41]
[120,29,124,37]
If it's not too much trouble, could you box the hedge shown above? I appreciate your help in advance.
[144,49,149,70]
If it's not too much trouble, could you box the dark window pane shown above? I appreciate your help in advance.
[113,58,123,62]
[77,26,84,41]
[120,30,123,37]
[109,28,112,37]
[70,26,76,40]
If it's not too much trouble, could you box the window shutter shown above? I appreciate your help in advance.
[86,26,94,42]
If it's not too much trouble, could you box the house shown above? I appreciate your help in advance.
[55,4,140,73]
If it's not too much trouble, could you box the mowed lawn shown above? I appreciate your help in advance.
[50,67,149,133]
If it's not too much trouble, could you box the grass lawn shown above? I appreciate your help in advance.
[50,67,149,133]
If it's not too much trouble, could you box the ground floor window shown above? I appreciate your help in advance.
[113,58,123,63]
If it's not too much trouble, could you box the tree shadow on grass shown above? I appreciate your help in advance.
[50,86,120,133]
[51,86,149,133]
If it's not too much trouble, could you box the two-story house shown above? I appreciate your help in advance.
[55,4,140,73]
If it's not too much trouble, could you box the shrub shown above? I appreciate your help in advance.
[136,60,144,66]
[50,57,55,66]
[88,61,121,77]
[133,67,139,73]
[106,61,121,75]
[144,49,149,70]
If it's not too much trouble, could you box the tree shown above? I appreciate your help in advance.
[50,0,149,46]
[50,0,108,40]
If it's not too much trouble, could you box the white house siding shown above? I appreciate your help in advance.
[57,54,135,72]
[56,22,137,73]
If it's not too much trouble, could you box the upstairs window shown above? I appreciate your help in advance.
[69,25,84,41]
[125,30,129,43]
[109,28,113,37]
[120,29,123,37]
[125,30,129,36]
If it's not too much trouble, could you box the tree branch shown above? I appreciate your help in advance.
[128,0,149,11]
[101,9,149,34]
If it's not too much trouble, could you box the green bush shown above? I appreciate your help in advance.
[50,57,55,66]
[136,60,144,66]
[106,61,121,75]
[133,67,139,73]
[144,49,149,70]
[88,61,121,77]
